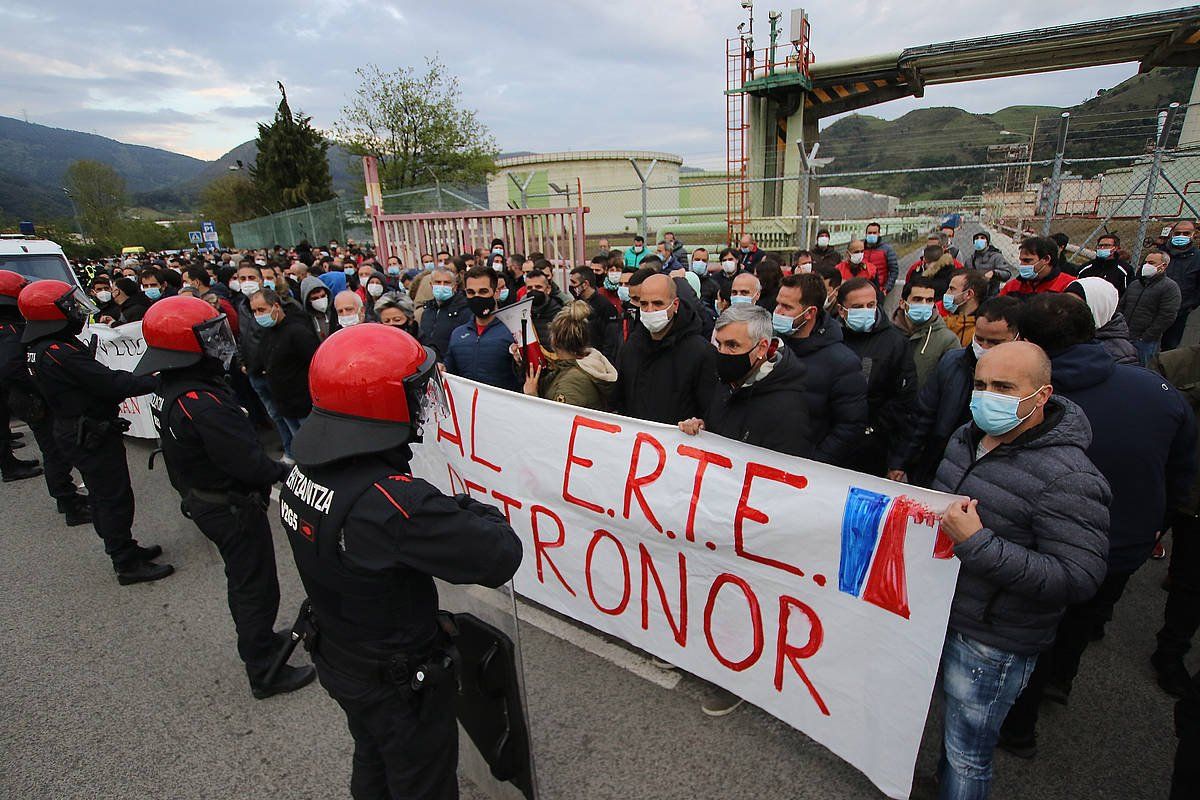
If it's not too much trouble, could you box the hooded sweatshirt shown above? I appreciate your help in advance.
[1068,277,1138,365]
[538,348,617,411]
[300,275,332,340]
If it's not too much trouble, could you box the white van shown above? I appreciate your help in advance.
[0,234,81,288]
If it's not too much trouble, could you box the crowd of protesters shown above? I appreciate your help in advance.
[8,218,1200,800]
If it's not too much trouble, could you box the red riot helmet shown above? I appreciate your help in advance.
[0,270,28,307]
[133,295,238,375]
[17,279,99,343]
[292,323,445,466]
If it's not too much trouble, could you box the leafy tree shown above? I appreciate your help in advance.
[250,82,335,213]
[199,173,260,243]
[64,160,126,240]
[334,58,498,191]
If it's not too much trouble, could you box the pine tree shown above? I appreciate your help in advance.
[250,82,335,212]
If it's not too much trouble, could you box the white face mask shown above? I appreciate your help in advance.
[338,314,361,328]
[367,283,384,297]
[971,337,986,359]
[1141,263,1159,278]
[849,252,865,265]
[229,279,241,292]
[639,308,671,334]
[239,281,259,296]
[721,260,738,275]
[311,297,329,313]
[816,235,830,247]
[798,263,812,274]
[95,290,112,303]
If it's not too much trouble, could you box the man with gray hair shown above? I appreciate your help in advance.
[679,302,810,456]
[333,290,365,330]
[678,302,811,716]
[417,267,468,358]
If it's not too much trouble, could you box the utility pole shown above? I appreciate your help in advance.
[62,187,84,240]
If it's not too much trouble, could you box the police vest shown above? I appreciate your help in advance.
[278,457,417,648]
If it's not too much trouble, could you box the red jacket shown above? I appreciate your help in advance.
[861,244,893,293]
[1000,268,1077,297]
[835,259,877,284]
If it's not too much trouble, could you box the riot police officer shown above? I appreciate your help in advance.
[0,271,91,522]
[19,279,172,584]
[133,296,315,698]
[279,323,522,799]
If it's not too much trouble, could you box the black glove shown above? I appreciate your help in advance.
[453,493,505,522]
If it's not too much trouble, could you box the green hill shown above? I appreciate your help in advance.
[818,67,1197,199]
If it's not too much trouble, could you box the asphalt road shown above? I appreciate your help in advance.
[0,391,1193,799]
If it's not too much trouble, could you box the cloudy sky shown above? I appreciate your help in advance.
[0,0,1191,166]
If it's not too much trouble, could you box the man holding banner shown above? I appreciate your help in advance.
[932,341,1109,799]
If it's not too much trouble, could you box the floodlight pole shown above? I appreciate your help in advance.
[1133,103,1180,264]
[1039,112,1070,238]
[630,158,659,241]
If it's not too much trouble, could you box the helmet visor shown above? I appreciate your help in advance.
[58,286,100,321]
[195,315,238,369]
[405,347,448,427]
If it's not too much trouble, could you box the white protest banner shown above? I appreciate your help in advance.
[410,374,961,799]
[80,322,157,438]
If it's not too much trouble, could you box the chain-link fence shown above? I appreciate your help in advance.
[230,183,487,249]
[232,100,1200,272]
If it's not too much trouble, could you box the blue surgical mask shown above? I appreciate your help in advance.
[973,239,987,251]
[730,295,753,305]
[343,266,355,275]
[388,265,401,276]
[432,285,454,303]
[143,287,161,300]
[1017,264,1039,280]
[1172,235,1192,248]
[618,285,631,303]
[740,246,750,253]
[970,386,1046,436]
[772,312,797,334]
[263,279,275,290]
[845,307,876,332]
[1095,248,1112,260]
[907,303,934,324]
[691,261,708,276]
[423,261,435,271]
[498,288,509,302]
[943,292,959,313]
[605,272,622,290]
[254,313,276,328]
[865,234,879,246]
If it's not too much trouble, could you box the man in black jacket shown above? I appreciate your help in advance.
[250,289,320,445]
[134,295,314,700]
[679,303,810,457]
[568,267,621,362]
[418,267,470,358]
[20,279,171,585]
[112,277,151,323]
[1163,220,1200,351]
[615,274,717,424]
[524,269,565,345]
[836,277,916,476]
[999,293,1197,757]
[888,296,1022,487]
[1077,232,1132,296]
[774,273,867,468]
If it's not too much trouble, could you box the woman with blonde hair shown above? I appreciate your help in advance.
[523,301,617,410]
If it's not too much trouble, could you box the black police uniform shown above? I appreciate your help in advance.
[0,313,86,513]
[278,452,522,799]
[153,366,292,685]
[26,331,159,569]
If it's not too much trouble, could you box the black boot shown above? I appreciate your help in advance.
[250,664,316,700]
[1154,651,1198,699]
[115,560,174,586]
[133,544,163,561]
[2,456,43,482]
[56,494,92,526]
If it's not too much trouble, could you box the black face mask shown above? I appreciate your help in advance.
[529,291,547,307]
[467,295,496,318]
[715,348,757,385]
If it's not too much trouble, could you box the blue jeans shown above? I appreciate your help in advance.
[1134,339,1160,367]
[248,373,294,457]
[938,631,1038,800]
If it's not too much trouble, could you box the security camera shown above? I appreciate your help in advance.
[740,0,753,9]
[768,10,781,20]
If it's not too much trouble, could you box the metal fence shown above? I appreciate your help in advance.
[232,100,1200,270]
[230,183,486,250]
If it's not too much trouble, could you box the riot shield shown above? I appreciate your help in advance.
[435,579,538,800]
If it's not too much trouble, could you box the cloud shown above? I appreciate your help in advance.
[0,0,1190,163]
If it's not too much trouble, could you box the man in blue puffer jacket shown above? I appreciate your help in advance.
[997,292,1197,758]
[444,267,520,392]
